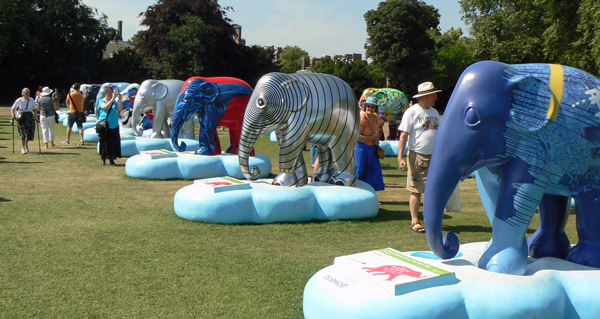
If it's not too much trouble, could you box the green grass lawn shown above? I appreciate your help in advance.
[0,106,577,318]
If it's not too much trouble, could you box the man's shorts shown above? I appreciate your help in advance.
[406,150,431,193]
[67,112,82,128]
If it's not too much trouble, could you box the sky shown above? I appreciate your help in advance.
[80,0,468,58]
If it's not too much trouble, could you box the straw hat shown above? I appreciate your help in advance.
[413,82,441,98]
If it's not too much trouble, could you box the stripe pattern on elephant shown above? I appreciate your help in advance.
[239,72,360,187]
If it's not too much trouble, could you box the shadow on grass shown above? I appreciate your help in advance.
[383,184,405,189]
[0,160,44,164]
[442,224,492,234]
[37,152,83,156]
[0,197,12,202]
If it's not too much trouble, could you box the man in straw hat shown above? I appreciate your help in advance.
[397,82,441,233]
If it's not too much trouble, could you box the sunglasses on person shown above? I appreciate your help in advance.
[365,104,377,109]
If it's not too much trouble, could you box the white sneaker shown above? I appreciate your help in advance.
[21,148,27,154]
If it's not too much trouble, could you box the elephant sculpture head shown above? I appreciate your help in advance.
[239,72,359,186]
[171,78,252,155]
[423,60,600,274]
[129,79,190,139]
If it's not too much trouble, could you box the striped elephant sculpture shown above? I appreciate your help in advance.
[239,72,360,187]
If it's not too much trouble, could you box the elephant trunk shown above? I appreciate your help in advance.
[423,151,461,260]
[131,99,145,136]
[238,124,261,180]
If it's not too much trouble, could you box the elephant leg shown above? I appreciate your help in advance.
[474,167,501,224]
[566,191,600,268]
[293,152,309,186]
[197,102,227,155]
[527,194,570,259]
[328,137,357,186]
[225,128,241,155]
[179,117,196,140]
[151,103,167,138]
[273,140,307,187]
[313,146,334,183]
[478,161,548,275]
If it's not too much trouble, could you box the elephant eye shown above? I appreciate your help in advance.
[257,98,266,109]
[206,88,214,95]
[464,106,481,127]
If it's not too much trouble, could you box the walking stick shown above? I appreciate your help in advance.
[37,118,42,153]
[11,119,14,153]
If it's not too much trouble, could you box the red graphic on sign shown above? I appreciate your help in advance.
[206,182,233,187]
[362,265,426,281]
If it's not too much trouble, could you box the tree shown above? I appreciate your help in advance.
[137,0,239,78]
[278,46,309,74]
[459,0,546,63]
[574,0,600,75]
[313,56,382,98]
[0,0,115,102]
[364,0,440,94]
[136,0,278,85]
[431,28,476,90]
[154,14,215,78]
[236,45,280,87]
[100,47,150,84]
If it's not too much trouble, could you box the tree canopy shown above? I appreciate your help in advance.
[278,46,310,74]
[364,0,440,94]
[459,0,600,75]
[0,0,115,102]
[312,56,385,98]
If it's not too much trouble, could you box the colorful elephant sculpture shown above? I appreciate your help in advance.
[423,61,600,275]
[359,88,409,140]
[170,76,253,155]
[239,72,359,187]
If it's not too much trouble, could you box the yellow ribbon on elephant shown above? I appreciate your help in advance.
[547,64,564,121]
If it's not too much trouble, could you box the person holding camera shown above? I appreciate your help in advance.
[97,86,123,165]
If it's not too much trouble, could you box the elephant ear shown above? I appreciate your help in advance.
[510,66,564,133]
[152,83,169,100]
[281,79,310,113]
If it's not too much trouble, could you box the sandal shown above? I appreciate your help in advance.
[410,221,425,233]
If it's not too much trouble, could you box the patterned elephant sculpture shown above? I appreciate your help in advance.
[170,76,253,155]
[423,61,600,275]
[238,72,360,187]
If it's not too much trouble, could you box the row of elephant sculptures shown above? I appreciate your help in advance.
[85,64,600,276]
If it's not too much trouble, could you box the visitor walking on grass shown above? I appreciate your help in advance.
[63,83,85,145]
[11,88,38,154]
[36,87,59,148]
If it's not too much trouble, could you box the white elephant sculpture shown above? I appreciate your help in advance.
[131,79,195,139]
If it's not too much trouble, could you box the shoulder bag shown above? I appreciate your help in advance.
[95,102,113,136]
[69,93,86,123]
[14,99,29,124]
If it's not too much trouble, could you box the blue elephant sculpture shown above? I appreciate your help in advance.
[238,72,360,187]
[423,61,600,275]
[171,77,253,155]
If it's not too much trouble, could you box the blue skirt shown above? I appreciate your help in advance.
[354,142,385,191]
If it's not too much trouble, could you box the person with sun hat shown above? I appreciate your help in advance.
[397,82,441,233]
